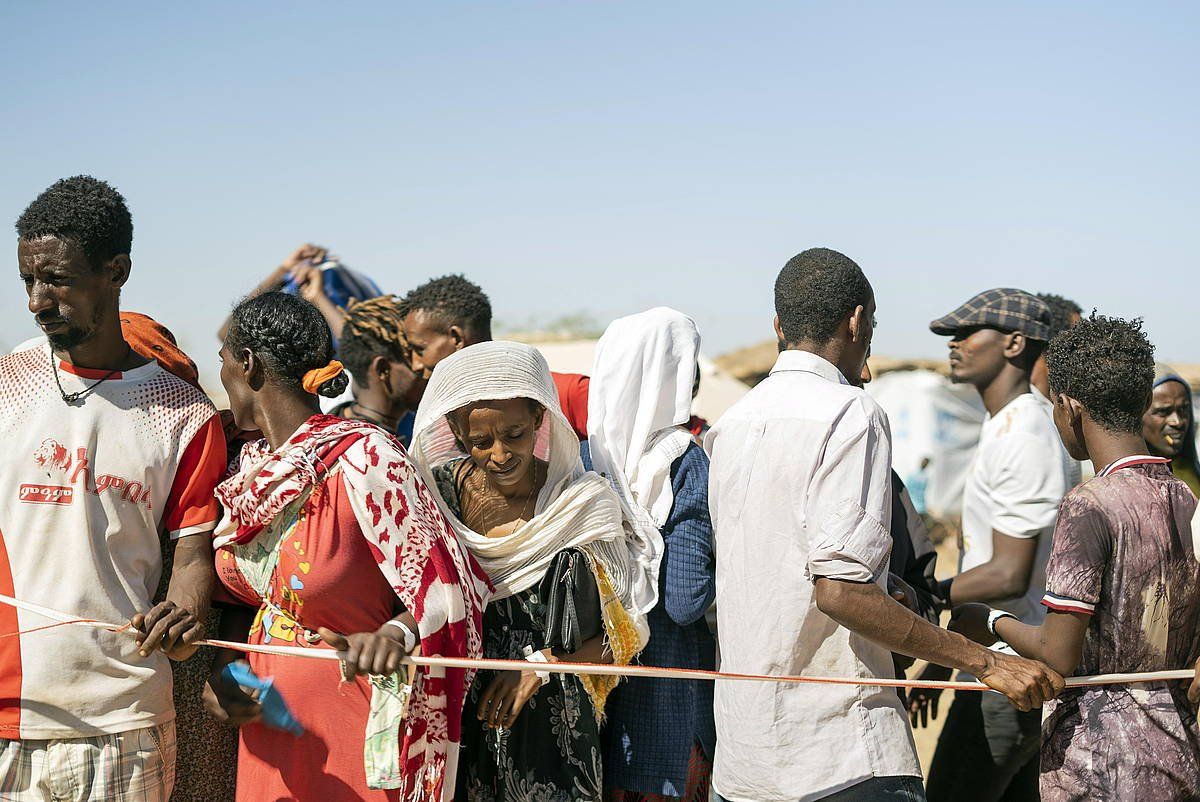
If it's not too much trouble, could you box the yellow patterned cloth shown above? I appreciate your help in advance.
[579,556,643,720]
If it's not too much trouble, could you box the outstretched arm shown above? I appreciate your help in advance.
[814,577,1063,711]
[217,243,328,341]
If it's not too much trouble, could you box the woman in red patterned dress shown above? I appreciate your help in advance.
[203,292,489,802]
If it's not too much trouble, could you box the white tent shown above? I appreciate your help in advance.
[866,369,985,519]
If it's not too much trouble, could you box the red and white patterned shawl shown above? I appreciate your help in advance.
[214,414,491,802]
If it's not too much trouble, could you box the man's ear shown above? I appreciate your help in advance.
[369,355,392,387]
[847,304,867,343]
[772,315,785,345]
[448,324,467,351]
[1059,392,1085,428]
[105,254,131,289]
[1003,331,1028,359]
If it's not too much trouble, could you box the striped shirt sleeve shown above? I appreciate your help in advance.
[1042,494,1110,616]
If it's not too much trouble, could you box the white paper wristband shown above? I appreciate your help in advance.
[382,618,418,652]
[523,645,552,685]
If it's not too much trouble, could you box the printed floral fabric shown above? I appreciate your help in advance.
[216,415,490,802]
[456,593,604,802]
[433,462,605,802]
[1040,464,1200,801]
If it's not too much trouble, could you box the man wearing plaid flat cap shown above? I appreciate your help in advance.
[912,288,1078,802]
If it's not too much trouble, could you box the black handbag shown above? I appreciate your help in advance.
[538,548,603,654]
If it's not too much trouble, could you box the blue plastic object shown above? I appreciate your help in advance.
[222,660,305,736]
[280,260,382,311]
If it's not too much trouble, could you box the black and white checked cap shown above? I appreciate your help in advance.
[929,288,1052,341]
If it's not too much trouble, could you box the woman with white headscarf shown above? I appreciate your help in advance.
[409,341,662,802]
[587,308,716,802]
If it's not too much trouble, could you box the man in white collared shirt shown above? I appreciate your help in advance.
[706,248,1063,802]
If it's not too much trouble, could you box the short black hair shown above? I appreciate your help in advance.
[400,274,492,339]
[225,292,349,398]
[1037,293,1083,340]
[340,295,407,388]
[16,176,133,267]
[774,248,872,344]
[1046,314,1155,434]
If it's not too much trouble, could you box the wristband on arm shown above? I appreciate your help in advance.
[987,608,1017,638]
[382,618,419,652]
[523,644,552,686]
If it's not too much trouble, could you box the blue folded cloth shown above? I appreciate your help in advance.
[222,660,305,736]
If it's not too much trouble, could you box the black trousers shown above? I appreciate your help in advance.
[926,692,1041,802]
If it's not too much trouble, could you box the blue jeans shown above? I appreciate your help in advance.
[712,776,926,802]
[821,776,927,801]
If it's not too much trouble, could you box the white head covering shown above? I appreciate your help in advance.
[410,341,662,645]
[587,307,700,528]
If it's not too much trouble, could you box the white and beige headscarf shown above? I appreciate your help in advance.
[410,341,662,663]
[587,307,700,537]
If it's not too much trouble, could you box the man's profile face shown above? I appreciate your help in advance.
[18,236,117,352]
[946,326,1009,387]
[401,309,461,378]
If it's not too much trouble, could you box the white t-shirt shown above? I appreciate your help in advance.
[960,392,1075,625]
[0,344,225,738]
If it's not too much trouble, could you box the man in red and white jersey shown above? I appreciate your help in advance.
[0,176,225,800]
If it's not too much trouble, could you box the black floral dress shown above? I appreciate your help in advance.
[434,461,604,802]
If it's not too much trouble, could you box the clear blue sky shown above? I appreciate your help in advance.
[3,2,1198,391]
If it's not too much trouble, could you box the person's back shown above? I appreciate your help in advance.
[948,314,1200,802]
[706,249,1062,802]
[1040,460,1200,799]
[707,353,919,799]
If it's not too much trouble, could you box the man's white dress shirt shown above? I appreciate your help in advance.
[705,350,920,802]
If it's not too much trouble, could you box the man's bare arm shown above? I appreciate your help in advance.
[944,530,1038,604]
[132,535,215,661]
[992,611,1088,677]
[813,577,1063,711]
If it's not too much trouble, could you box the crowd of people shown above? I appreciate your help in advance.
[1,173,1198,802]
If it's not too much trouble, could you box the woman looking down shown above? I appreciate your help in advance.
[204,292,488,802]
[409,341,662,801]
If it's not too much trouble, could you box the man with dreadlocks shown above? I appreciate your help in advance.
[327,295,425,446]
[401,274,593,439]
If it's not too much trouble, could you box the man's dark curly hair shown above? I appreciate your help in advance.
[775,248,872,345]
[225,292,349,398]
[1037,293,1083,340]
[16,176,133,267]
[1046,313,1155,434]
[340,295,407,388]
[400,274,492,339]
